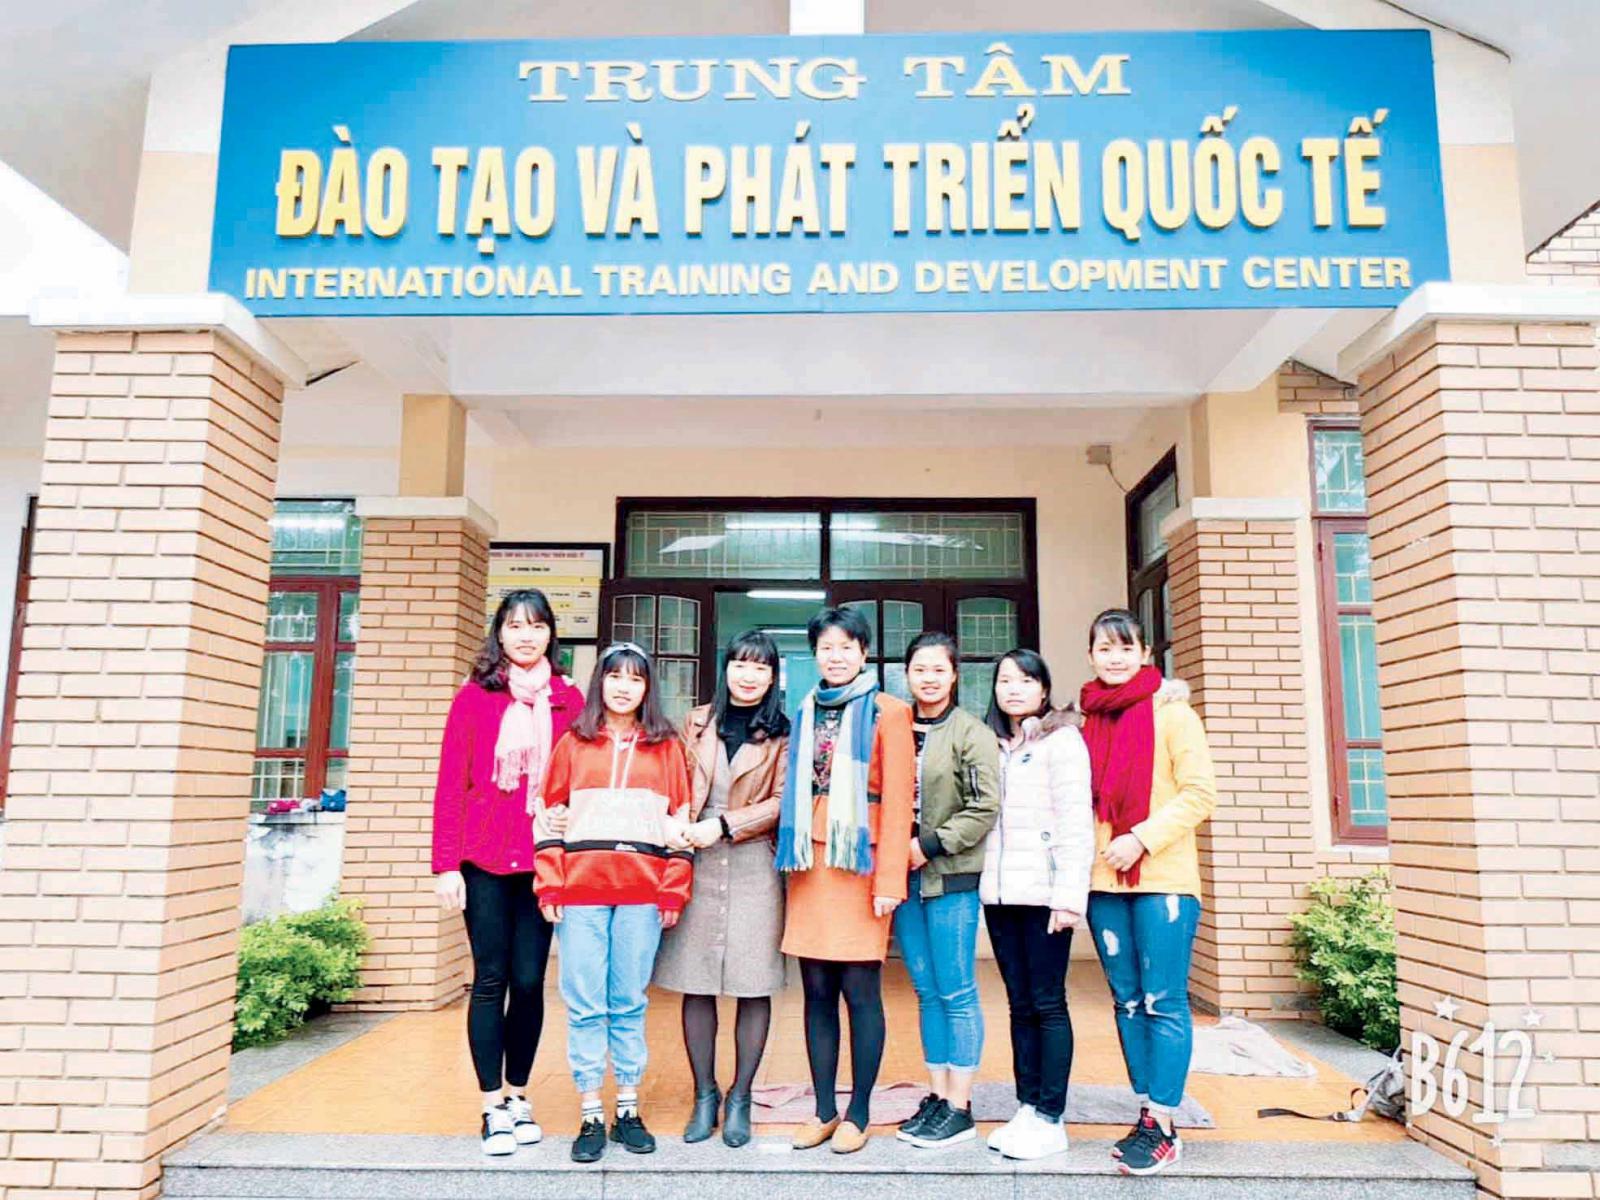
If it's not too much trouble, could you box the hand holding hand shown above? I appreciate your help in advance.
[542,804,570,835]
[1102,833,1147,873]
[540,903,563,924]
[687,818,723,849]
[435,870,466,911]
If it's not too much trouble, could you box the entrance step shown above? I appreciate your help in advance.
[164,1130,1475,1200]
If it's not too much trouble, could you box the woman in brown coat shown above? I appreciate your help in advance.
[654,631,790,1149]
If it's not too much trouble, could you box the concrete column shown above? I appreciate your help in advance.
[0,314,295,1196]
[337,497,495,1010]
[1342,284,1600,1198]
[1162,498,1318,1018]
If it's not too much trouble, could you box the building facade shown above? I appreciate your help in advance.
[0,3,1598,1199]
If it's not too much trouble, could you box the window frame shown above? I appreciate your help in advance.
[605,498,1038,709]
[253,577,359,805]
[1124,450,1178,671]
[0,495,36,813]
[1308,418,1387,844]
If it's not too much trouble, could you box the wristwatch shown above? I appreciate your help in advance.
[718,815,733,841]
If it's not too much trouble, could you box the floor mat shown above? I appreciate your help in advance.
[751,1081,1214,1128]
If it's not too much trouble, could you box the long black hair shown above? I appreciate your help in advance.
[713,630,791,740]
[984,647,1054,738]
[472,589,562,690]
[569,643,679,744]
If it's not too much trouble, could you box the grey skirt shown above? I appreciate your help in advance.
[654,835,786,998]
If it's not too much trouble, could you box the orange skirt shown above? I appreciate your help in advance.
[780,851,892,962]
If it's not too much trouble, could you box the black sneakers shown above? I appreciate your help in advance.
[895,1093,942,1142]
[1111,1108,1148,1159]
[1117,1114,1181,1175]
[571,1115,607,1163]
[610,1111,657,1154]
[904,1099,976,1149]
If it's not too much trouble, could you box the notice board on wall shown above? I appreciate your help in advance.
[484,543,608,652]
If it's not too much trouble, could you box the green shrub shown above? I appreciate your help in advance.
[1288,870,1399,1052]
[233,898,368,1050]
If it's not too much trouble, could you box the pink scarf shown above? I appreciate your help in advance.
[494,659,553,795]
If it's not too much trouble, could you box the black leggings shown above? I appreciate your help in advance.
[462,862,553,1092]
[985,904,1075,1121]
[681,994,772,1097]
[799,958,885,1129]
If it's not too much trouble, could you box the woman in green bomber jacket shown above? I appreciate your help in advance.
[892,631,1002,1150]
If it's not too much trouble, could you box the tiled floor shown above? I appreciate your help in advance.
[226,959,1402,1148]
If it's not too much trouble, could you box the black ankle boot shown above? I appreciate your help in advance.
[684,1086,721,1143]
[722,1091,753,1147]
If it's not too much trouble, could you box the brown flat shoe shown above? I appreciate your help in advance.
[830,1120,870,1154]
[791,1115,841,1150]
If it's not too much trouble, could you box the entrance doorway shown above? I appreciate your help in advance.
[600,499,1039,724]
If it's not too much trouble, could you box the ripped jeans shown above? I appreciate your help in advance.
[1087,891,1201,1113]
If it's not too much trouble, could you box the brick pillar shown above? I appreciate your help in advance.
[1163,500,1318,1018]
[0,327,285,1197]
[1353,309,1600,1197]
[338,498,494,1010]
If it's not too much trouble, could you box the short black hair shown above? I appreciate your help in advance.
[1088,607,1146,650]
[904,630,958,669]
[807,605,873,652]
[985,647,1054,738]
[713,630,791,740]
[472,588,562,690]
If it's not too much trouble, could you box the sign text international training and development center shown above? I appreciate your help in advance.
[211,30,1451,316]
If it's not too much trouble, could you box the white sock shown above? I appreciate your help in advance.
[616,1090,639,1119]
[581,1099,603,1122]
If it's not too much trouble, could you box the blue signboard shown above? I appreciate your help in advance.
[210,31,1450,316]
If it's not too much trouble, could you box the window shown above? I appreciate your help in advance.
[606,500,1037,720]
[1311,423,1387,841]
[0,497,35,813]
[1126,451,1178,673]
[252,501,362,808]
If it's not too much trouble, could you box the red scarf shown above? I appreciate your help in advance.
[1080,666,1163,887]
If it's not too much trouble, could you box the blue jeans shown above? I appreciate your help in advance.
[557,904,662,1092]
[1087,892,1201,1112]
[893,879,984,1073]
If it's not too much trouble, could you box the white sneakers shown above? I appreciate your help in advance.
[988,1105,1069,1160]
[505,1095,543,1145]
[480,1103,517,1156]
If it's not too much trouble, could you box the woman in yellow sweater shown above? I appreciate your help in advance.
[1080,608,1216,1179]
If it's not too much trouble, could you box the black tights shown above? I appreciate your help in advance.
[681,994,772,1097]
[461,863,552,1093]
[799,958,885,1129]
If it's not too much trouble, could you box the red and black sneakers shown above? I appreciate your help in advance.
[1116,1111,1182,1175]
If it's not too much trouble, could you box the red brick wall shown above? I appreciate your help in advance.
[0,331,282,1197]
[1166,508,1318,1018]
[1358,318,1600,1198]
[337,512,489,1010]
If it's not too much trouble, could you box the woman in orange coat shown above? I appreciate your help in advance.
[777,606,916,1154]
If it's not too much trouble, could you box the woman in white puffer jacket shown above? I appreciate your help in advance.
[978,648,1094,1162]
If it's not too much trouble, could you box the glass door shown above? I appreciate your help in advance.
[834,586,937,705]
[712,588,825,722]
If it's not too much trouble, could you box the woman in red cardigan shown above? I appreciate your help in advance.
[431,589,583,1157]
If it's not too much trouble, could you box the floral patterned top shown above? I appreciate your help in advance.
[811,706,845,794]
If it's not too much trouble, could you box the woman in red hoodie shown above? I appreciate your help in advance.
[535,642,693,1164]
[431,589,583,1157]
